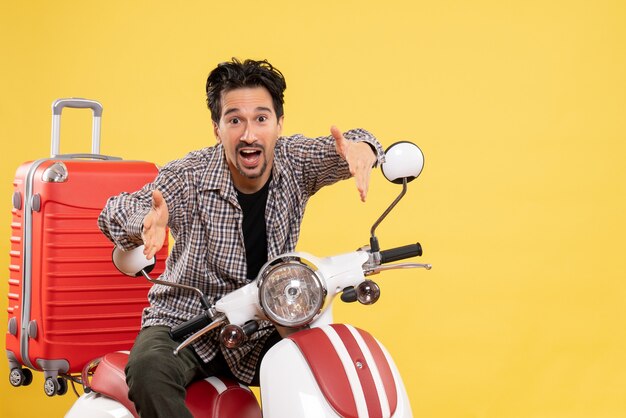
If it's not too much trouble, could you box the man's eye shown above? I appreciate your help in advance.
[258,116,267,122]
[230,118,240,124]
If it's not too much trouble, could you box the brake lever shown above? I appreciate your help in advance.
[172,315,227,356]
[365,262,432,276]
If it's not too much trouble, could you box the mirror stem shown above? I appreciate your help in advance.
[370,178,408,252]
[140,270,212,309]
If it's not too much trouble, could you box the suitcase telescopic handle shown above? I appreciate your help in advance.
[51,98,103,157]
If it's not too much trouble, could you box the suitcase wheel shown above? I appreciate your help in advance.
[9,367,33,387]
[44,376,68,397]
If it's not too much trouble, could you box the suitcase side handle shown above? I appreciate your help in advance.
[51,98,104,157]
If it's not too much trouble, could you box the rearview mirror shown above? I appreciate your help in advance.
[381,141,424,184]
[112,245,156,277]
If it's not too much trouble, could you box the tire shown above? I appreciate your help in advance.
[21,368,33,386]
[56,377,68,396]
[44,377,59,397]
[9,368,25,387]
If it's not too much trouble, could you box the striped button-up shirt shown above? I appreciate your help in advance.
[98,129,384,383]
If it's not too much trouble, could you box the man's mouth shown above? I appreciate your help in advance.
[238,147,263,168]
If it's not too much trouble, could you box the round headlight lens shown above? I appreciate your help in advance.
[259,259,324,328]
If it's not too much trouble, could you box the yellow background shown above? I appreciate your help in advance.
[1,0,625,417]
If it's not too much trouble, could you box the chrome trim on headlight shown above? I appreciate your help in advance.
[257,256,326,328]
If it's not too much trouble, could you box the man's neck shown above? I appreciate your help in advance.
[231,165,273,194]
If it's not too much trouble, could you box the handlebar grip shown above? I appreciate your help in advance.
[242,320,259,336]
[169,312,212,341]
[379,243,422,263]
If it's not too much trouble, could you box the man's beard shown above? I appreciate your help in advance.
[235,142,267,179]
[236,159,268,179]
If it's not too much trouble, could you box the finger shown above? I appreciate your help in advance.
[143,239,158,259]
[330,125,343,141]
[142,233,153,257]
[143,211,153,231]
[143,242,153,258]
[331,125,348,158]
[141,231,150,256]
[356,167,370,202]
[361,175,370,202]
[152,189,165,210]
[147,242,159,260]
[142,211,156,256]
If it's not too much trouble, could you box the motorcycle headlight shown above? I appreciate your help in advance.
[258,258,325,328]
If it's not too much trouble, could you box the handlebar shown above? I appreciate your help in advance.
[170,312,213,341]
[156,243,426,344]
[379,242,422,263]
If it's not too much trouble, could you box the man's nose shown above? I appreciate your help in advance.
[240,124,257,143]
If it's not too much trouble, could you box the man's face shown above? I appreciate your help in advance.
[213,86,283,193]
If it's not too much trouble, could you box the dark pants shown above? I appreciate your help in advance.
[125,326,280,418]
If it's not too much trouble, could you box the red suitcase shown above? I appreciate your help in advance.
[6,98,168,396]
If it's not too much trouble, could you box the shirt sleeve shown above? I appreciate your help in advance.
[344,128,385,166]
[97,164,189,250]
[284,128,384,196]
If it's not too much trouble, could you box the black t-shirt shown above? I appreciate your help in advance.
[236,178,270,281]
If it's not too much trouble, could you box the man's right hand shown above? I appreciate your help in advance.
[142,190,169,259]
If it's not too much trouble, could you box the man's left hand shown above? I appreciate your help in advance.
[332,125,377,202]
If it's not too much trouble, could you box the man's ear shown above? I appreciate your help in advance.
[277,115,284,135]
[213,121,221,143]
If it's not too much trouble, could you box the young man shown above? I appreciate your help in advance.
[98,58,384,417]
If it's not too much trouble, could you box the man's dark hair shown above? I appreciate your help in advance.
[206,58,287,124]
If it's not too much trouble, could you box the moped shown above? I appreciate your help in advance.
[65,141,431,418]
